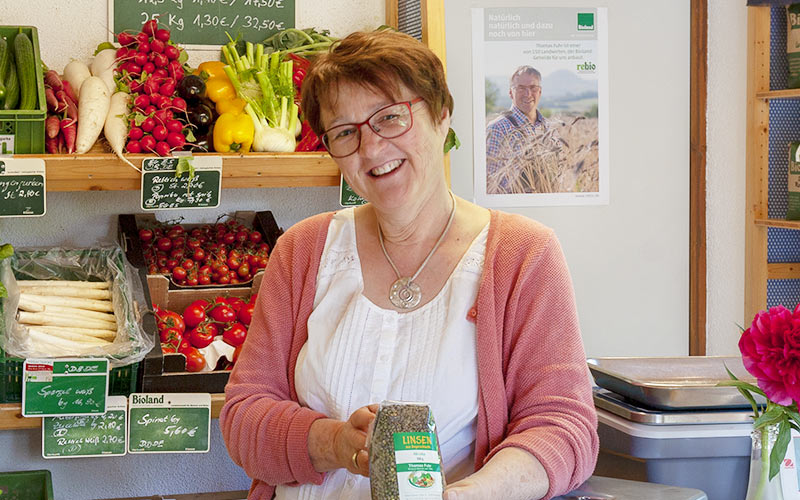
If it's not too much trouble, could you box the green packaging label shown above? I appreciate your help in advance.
[789,143,800,220]
[393,432,443,498]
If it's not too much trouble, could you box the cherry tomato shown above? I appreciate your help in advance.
[159,327,183,347]
[188,324,215,348]
[182,303,207,328]
[172,266,187,281]
[222,322,248,347]
[161,342,178,354]
[178,338,193,354]
[156,237,172,252]
[139,228,154,242]
[225,296,246,313]
[237,302,255,327]
[183,347,206,372]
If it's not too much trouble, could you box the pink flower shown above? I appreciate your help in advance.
[739,305,800,406]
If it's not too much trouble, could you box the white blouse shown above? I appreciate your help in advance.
[275,208,487,500]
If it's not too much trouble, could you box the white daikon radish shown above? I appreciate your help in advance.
[36,325,116,340]
[91,49,117,91]
[63,60,92,100]
[104,92,138,171]
[20,293,113,312]
[19,286,111,300]
[74,76,111,154]
[17,280,109,289]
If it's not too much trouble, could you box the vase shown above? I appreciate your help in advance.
[745,424,784,500]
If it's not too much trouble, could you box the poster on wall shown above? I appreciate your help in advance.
[472,7,609,207]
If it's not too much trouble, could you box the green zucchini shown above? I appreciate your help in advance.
[13,31,36,110]
[4,51,19,110]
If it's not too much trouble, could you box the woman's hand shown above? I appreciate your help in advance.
[307,404,378,477]
[443,447,549,500]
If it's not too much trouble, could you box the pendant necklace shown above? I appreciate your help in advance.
[377,191,457,309]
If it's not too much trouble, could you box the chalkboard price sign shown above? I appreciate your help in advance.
[109,0,295,48]
[22,359,109,417]
[340,176,366,207]
[0,157,46,218]
[42,396,127,458]
[128,393,211,454]
[140,156,222,210]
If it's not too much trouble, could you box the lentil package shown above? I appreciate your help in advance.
[368,401,445,500]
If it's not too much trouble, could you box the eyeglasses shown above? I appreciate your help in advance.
[321,97,424,158]
[512,84,541,94]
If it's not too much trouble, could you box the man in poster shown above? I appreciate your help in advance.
[485,65,564,194]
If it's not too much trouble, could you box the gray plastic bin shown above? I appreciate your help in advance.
[595,408,751,500]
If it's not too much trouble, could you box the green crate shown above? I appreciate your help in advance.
[0,348,139,404]
[0,26,46,154]
[0,470,54,500]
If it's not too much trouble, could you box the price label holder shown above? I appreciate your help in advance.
[340,175,367,207]
[140,156,222,211]
[22,358,108,417]
[0,157,46,217]
[127,393,211,454]
[42,396,127,458]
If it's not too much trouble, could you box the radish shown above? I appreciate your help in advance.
[91,49,118,93]
[150,39,165,53]
[104,91,139,171]
[44,70,63,91]
[143,19,159,36]
[117,31,135,46]
[155,28,171,42]
[45,115,60,139]
[63,60,91,101]
[127,140,142,153]
[129,126,144,140]
[62,81,78,104]
[141,134,156,152]
[155,141,171,156]
[61,118,77,154]
[75,76,111,154]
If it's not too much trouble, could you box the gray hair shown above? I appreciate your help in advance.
[509,66,542,87]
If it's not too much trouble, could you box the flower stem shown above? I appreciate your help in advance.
[755,426,770,499]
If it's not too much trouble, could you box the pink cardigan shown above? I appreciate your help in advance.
[220,210,598,500]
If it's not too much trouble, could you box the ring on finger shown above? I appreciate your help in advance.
[351,450,360,470]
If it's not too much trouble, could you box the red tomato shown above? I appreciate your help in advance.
[222,322,248,347]
[237,302,255,327]
[156,237,172,252]
[157,311,185,334]
[159,327,183,348]
[182,303,206,328]
[188,324,215,348]
[172,266,187,281]
[209,304,236,323]
[225,296,246,313]
[178,338,193,354]
[161,342,177,354]
[139,228,154,242]
[183,347,206,372]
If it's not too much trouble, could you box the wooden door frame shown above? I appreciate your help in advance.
[690,0,708,355]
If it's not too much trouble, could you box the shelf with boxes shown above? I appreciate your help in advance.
[745,4,800,321]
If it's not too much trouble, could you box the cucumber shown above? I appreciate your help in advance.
[13,31,36,110]
[4,51,19,110]
[0,38,8,106]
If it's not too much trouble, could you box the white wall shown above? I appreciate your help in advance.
[705,0,747,355]
[0,0,383,498]
[445,0,691,357]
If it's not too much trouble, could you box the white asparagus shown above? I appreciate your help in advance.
[37,304,117,323]
[35,325,117,340]
[27,328,106,352]
[29,327,110,345]
[17,297,45,312]
[21,293,113,312]
[15,280,110,289]
[19,311,116,330]
[19,286,111,300]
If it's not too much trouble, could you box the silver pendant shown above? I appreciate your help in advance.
[389,277,421,309]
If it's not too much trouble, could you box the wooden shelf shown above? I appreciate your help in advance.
[18,152,339,191]
[755,88,800,99]
[0,393,226,430]
[754,218,800,230]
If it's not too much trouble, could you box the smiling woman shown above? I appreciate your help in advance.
[220,29,598,500]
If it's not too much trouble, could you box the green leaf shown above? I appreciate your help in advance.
[178,48,188,65]
[770,419,792,480]
[444,128,461,154]
[94,41,115,56]
[754,405,785,428]
[174,157,195,180]
[0,280,6,299]
[131,112,148,127]
[185,129,196,143]
[0,243,13,261]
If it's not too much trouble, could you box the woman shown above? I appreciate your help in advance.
[220,30,598,500]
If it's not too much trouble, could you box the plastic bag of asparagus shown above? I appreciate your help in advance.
[0,245,153,367]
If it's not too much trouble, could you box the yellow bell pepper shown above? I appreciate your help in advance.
[194,61,227,80]
[213,112,254,153]
[206,76,237,104]
[216,97,246,115]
